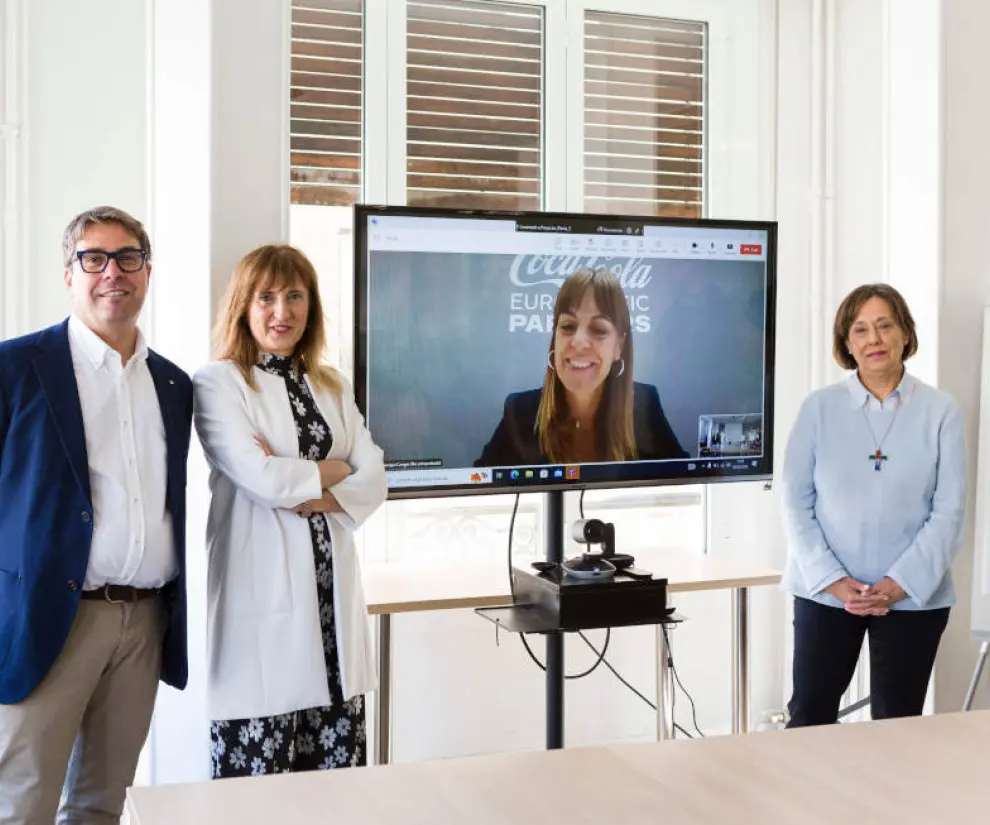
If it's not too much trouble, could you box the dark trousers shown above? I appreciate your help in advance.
[786,596,950,728]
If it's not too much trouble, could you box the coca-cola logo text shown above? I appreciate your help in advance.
[507,255,653,334]
[508,255,653,289]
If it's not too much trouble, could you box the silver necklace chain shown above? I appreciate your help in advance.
[861,395,901,469]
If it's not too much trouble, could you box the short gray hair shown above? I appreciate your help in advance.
[61,206,152,268]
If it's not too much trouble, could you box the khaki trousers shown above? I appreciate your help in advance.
[0,596,166,825]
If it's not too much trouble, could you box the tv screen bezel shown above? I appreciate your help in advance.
[353,204,777,500]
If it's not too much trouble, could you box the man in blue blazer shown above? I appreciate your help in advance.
[0,206,191,824]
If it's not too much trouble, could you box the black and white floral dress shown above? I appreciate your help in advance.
[210,353,366,778]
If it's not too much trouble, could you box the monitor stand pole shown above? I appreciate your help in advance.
[545,489,565,749]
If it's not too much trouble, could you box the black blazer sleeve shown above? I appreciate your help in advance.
[475,390,543,467]
[477,384,687,466]
[633,383,688,460]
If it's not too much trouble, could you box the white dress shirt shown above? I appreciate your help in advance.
[68,315,176,589]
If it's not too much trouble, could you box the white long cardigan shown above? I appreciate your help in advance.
[193,361,386,721]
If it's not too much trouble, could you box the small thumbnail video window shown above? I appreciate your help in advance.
[697,414,763,458]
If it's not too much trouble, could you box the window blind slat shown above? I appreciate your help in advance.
[585,36,702,62]
[407,143,540,166]
[410,95,539,121]
[291,119,361,138]
[292,24,362,45]
[409,127,540,150]
[408,0,542,32]
[409,80,540,106]
[585,137,703,160]
[290,88,361,108]
[586,19,703,47]
[409,65,540,91]
[291,72,361,92]
[408,35,540,61]
[408,18,542,46]
[585,78,699,104]
[585,92,702,119]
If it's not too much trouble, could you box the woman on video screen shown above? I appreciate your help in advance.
[475,266,686,466]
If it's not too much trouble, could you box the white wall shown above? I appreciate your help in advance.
[23,0,148,331]
[938,0,990,711]
[1,0,28,340]
[145,0,293,784]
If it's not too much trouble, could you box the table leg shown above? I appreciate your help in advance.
[375,613,392,765]
[963,641,990,711]
[656,624,673,740]
[731,587,749,734]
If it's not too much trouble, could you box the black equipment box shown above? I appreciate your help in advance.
[510,565,669,631]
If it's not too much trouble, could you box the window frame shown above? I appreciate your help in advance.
[0,0,28,341]
[290,0,771,562]
[373,0,568,211]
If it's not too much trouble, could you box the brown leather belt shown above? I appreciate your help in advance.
[80,585,161,604]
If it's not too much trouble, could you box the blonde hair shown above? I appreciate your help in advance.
[535,267,636,462]
[213,244,340,394]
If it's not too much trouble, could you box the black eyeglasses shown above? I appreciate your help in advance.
[74,248,148,274]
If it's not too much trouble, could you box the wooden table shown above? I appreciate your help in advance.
[363,549,781,763]
[125,710,989,825]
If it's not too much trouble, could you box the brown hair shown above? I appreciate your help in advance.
[213,244,339,394]
[535,267,636,462]
[832,283,918,370]
[62,206,152,267]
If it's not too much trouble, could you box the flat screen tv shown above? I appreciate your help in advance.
[353,205,776,499]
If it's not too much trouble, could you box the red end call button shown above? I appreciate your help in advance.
[740,244,763,255]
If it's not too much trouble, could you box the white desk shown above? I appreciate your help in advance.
[363,549,781,763]
[125,710,990,825]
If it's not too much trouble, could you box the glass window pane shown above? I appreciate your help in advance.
[290,0,363,206]
[406,0,544,211]
[584,11,704,218]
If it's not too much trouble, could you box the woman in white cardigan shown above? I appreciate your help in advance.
[194,245,386,778]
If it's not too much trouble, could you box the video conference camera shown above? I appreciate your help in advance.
[571,519,615,555]
[563,518,618,579]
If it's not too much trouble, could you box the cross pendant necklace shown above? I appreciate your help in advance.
[862,399,901,472]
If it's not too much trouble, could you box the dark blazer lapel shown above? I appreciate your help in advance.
[32,321,91,505]
[146,352,182,509]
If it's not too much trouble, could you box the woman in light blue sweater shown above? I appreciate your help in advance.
[781,283,966,726]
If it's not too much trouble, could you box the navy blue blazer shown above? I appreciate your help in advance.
[0,319,192,704]
[475,381,688,467]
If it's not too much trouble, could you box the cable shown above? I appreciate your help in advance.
[577,631,695,739]
[662,624,705,737]
[504,491,609,679]
[577,492,703,740]
[507,493,521,599]
[504,489,702,734]
[519,629,612,679]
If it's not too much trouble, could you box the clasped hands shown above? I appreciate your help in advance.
[254,435,350,518]
[824,575,907,616]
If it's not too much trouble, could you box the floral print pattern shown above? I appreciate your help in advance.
[210,353,365,778]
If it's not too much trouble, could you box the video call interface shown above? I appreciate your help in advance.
[355,209,774,496]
